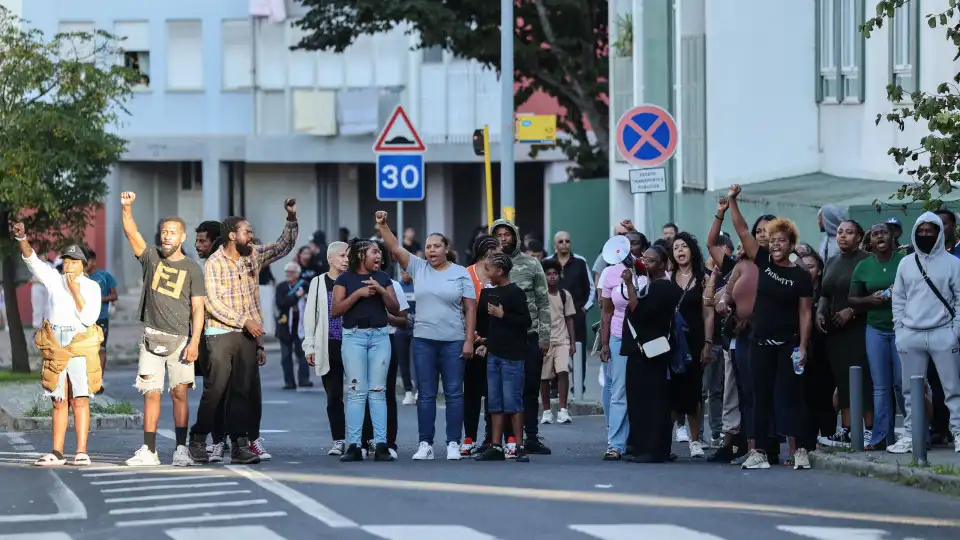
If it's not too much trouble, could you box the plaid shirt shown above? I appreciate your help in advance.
[204,219,298,331]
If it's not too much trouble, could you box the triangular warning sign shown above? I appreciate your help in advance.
[373,106,427,153]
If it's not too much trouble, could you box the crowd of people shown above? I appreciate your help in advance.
[11,181,960,467]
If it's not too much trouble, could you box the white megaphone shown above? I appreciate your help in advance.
[601,235,632,265]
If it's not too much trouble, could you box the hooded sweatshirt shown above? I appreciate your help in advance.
[490,218,551,347]
[819,204,846,263]
[892,212,960,333]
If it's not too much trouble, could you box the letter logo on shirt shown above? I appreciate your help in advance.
[151,263,187,299]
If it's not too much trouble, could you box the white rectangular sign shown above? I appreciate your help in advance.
[629,167,666,194]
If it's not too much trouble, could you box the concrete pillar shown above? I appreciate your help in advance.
[202,158,228,222]
[337,164,360,239]
[104,166,123,285]
[425,163,454,237]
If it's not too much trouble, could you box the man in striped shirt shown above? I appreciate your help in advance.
[188,200,299,464]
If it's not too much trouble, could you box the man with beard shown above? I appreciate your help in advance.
[120,192,206,467]
[491,219,552,454]
[188,202,298,464]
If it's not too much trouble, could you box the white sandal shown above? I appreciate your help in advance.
[34,453,66,467]
[72,453,91,466]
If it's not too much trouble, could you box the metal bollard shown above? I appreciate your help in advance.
[911,375,927,466]
[849,366,864,451]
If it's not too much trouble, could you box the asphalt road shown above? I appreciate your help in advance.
[1,357,959,540]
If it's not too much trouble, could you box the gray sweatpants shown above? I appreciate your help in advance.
[896,326,960,437]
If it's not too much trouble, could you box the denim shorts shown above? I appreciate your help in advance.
[486,353,525,414]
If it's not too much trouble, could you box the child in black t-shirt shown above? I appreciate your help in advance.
[474,253,531,462]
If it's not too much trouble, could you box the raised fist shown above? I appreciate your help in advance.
[120,192,136,206]
[727,184,741,200]
[717,197,729,213]
[375,211,388,228]
[10,221,25,239]
[284,198,297,213]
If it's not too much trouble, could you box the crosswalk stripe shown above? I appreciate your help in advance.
[226,465,358,528]
[165,525,287,540]
[100,481,239,493]
[108,499,268,515]
[90,474,227,486]
[363,526,500,540]
[115,511,288,528]
[570,525,725,540]
[0,534,73,540]
[777,526,890,540]
[105,490,252,503]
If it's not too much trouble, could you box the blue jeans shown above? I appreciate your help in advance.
[280,338,311,386]
[412,337,465,445]
[605,335,630,452]
[866,325,904,445]
[341,327,391,446]
[486,354,525,413]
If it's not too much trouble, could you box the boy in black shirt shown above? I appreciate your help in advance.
[475,253,531,461]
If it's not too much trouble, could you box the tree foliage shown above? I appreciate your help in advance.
[0,7,136,372]
[863,0,959,210]
[293,0,609,179]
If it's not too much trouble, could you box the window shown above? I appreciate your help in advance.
[114,21,150,87]
[422,45,444,64]
[816,0,864,104]
[167,20,203,90]
[222,20,252,89]
[180,162,202,191]
[890,1,919,96]
[58,21,96,62]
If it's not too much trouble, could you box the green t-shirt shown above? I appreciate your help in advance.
[850,252,905,332]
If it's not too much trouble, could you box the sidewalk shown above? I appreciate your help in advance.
[811,447,960,496]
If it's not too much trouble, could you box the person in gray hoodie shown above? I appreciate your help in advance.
[491,218,553,454]
[890,212,960,454]
[819,204,847,263]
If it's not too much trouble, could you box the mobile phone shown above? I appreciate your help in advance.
[488,293,500,306]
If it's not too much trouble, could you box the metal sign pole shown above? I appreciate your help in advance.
[396,201,404,280]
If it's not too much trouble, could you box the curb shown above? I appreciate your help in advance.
[0,404,144,431]
[549,398,603,416]
[810,450,960,496]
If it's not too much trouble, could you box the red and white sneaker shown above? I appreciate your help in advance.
[460,437,476,456]
[250,437,272,461]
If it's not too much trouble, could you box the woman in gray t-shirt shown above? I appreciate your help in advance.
[375,211,477,461]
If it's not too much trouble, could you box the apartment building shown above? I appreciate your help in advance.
[25,0,568,288]
[607,0,954,241]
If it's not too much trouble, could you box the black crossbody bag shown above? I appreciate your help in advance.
[915,255,956,318]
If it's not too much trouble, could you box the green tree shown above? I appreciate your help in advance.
[863,0,958,210]
[0,7,136,373]
[293,0,609,179]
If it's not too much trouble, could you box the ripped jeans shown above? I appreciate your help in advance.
[342,327,391,446]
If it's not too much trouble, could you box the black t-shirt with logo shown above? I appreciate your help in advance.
[137,245,205,336]
[751,245,814,343]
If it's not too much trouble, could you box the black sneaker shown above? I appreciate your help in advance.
[340,444,364,462]
[373,443,394,461]
[475,445,506,461]
[523,435,552,455]
[187,440,209,463]
[514,448,530,463]
[230,438,261,464]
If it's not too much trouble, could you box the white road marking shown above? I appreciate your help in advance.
[101,481,239,493]
[105,490,252,503]
[84,469,176,478]
[91,474,226,486]
[116,511,287,528]
[258,430,289,434]
[363,525,499,540]
[570,525,725,540]
[0,471,87,524]
[776,526,890,540]
[109,499,268,515]
[13,445,35,451]
[4,432,27,445]
[226,465,358,528]
[165,525,287,540]
[262,400,289,405]
[594,484,613,489]
[158,429,176,441]
[0,534,73,540]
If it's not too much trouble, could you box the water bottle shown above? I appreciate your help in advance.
[792,347,804,375]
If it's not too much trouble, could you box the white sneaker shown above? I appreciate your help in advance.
[794,448,811,470]
[125,445,160,467]
[863,429,873,447]
[172,445,194,467]
[688,440,705,458]
[250,437,272,460]
[388,448,399,460]
[328,440,346,456]
[557,408,572,424]
[887,436,913,454]
[741,449,771,470]
[540,410,554,424]
[208,442,225,463]
[402,391,416,405]
[412,441,434,460]
[675,425,690,443]
[446,441,461,460]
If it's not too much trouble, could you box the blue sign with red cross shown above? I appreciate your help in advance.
[616,105,678,167]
